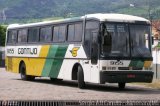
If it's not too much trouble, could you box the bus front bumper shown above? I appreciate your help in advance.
[100,71,154,84]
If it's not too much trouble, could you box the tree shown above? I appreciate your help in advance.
[152,20,160,39]
[0,25,6,46]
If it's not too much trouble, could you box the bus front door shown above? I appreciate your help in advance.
[90,31,99,83]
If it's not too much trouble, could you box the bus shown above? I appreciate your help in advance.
[5,13,153,89]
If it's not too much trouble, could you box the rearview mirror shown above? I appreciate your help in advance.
[152,36,154,45]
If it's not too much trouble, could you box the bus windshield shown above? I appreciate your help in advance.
[101,23,151,58]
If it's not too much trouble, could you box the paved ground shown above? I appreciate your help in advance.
[0,68,160,100]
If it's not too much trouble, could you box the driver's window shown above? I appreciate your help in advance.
[84,20,99,58]
[102,24,113,53]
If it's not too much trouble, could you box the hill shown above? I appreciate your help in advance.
[0,0,160,24]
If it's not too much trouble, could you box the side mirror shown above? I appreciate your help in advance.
[152,36,154,45]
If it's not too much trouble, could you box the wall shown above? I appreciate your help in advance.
[152,40,160,79]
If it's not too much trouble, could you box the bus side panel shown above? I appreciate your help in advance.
[35,45,50,76]
[41,45,68,78]
[26,58,47,76]
[58,59,91,82]
[5,45,50,76]
[58,59,79,80]
[6,44,90,80]
[57,45,90,81]
[5,57,20,73]
[5,57,46,76]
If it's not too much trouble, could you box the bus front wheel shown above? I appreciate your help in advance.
[77,66,85,89]
[20,63,35,81]
[118,83,126,89]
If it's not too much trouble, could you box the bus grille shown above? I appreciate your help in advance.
[118,67,142,70]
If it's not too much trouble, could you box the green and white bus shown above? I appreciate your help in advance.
[5,13,153,89]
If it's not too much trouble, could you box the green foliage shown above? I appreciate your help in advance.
[0,25,6,46]
[0,0,160,24]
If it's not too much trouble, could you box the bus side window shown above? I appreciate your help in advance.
[18,29,28,43]
[53,25,66,42]
[53,26,59,42]
[59,25,66,42]
[28,27,39,43]
[40,26,52,42]
[67,24,74,41]
[7,30,17,44]
[75,23,82,41]
[67,23,82,42]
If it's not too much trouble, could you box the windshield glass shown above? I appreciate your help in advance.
[101,23,130,57]
[130,25,151,57]
[101,23,151,58]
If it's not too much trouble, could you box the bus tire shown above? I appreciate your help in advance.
[50,78,63,82]
[77,65,85,89]
[50,78,57,81]
[20,63,35,81]
[118,83,125,89]
[28,76,35,81]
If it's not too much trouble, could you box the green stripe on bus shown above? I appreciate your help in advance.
[49,45,68,78]
[129,60,144,68]
[41,45,58,77]
[41,45,68,78]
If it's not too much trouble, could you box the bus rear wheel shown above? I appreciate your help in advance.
[118,83,126,89]
[50,78,63,82]
[77,66,85,89]
[20,63,35,81]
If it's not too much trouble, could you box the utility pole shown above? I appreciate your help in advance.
[1,8,7,24]
[2,10,6,23]
[147,0,152,21]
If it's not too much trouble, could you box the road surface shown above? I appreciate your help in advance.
[0,68,159,100]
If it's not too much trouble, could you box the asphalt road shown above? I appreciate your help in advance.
[0,68,160,100]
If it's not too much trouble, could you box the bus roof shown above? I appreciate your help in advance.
[85,13,150,23]
[8,13,150,29]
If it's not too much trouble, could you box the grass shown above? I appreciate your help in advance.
[132,80,160,89]
[144,80,160,89]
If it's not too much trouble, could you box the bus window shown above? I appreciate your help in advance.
[53,26,59,42]
[91,31,98,64]
[53,25,66,42]
[18,29,28,43]
[40,26,52,42]
[28,28,39,42]
[68,24,74,41]
[130,25,151,57]
[101,23,129,57]
[74,23,82,41]
[59,26,66,42]
[68,23,82,42]
[84,21,99,58]
[103,30,112,53]
[7,30,17,44]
